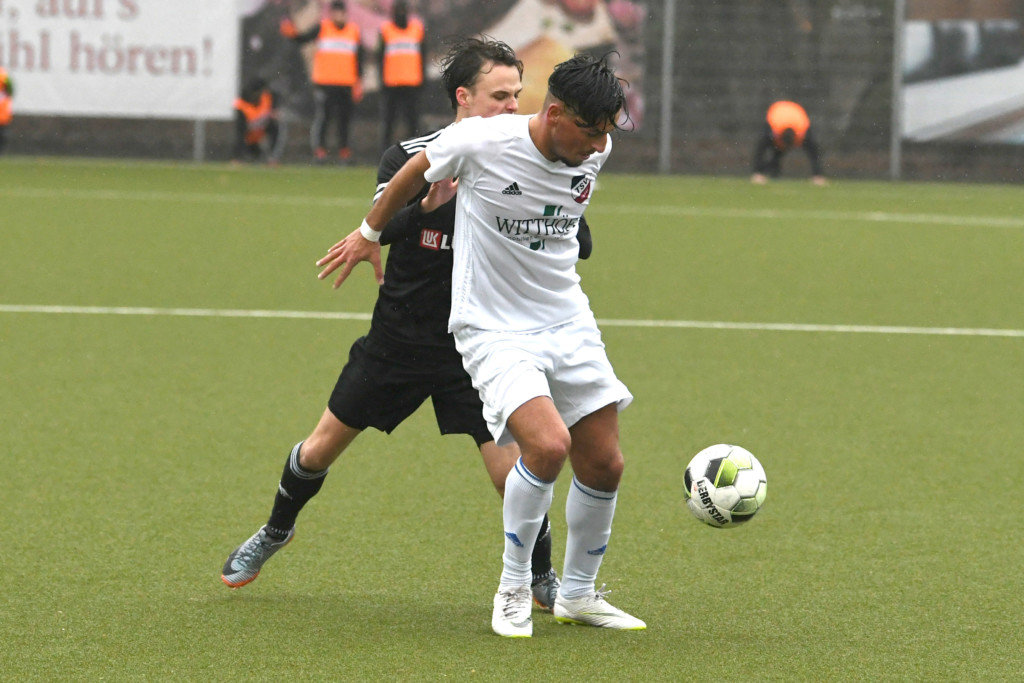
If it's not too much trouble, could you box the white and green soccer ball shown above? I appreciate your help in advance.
[683,444,767,528]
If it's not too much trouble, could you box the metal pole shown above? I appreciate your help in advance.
[193,119,206,163]
[889,0,906,180]
[658,0,676,174]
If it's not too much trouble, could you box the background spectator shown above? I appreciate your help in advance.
[233,77,285,165]
[377,0,426,152]
[282,0,364,163]
[0,67,13,155]
[751,100,826,185]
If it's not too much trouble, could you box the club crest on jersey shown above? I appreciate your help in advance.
[570,174,592,204]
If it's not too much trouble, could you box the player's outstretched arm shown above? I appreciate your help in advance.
[316,150,432,288]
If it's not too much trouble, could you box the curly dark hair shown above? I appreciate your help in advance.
[548,52,628,130]
[438,36,523,112]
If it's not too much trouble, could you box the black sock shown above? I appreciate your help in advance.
[531,514,553,580]
[265,442,328,538]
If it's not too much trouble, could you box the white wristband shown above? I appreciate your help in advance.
[359,219,382,242]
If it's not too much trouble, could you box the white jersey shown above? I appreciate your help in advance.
[423,113,610,333]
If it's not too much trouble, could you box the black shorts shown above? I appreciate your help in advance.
[327,336,493,446]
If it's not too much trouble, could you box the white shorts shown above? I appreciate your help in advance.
[453,313,633,446]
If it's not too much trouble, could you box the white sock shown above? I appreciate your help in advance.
[560,477,617,600]
[499,458,554,588]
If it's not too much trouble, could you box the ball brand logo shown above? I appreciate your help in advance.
[570,174,592,204]
[696,480,729,526]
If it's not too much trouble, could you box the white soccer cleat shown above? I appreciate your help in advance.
[553,585,646,630]
[491,586,533,638]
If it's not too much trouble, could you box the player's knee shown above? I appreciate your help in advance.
[603,450,625,482]
[524,428,571,467]
[576,447,624,491]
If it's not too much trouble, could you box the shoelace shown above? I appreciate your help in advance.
[593,583,612,602]
[500,588,530,618]
[238,533,273,563]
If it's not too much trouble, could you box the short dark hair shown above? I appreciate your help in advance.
[439,37,523,112]
[330,0,346,10]
[548,52,627,129]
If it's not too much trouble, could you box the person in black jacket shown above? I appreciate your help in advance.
[221,38,593,612]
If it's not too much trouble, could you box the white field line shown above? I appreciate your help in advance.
[593,204,1024,229]
[2,184,1024,228]
[1,304,1022,338]
[0,186,369,209]
[0,304,371,322]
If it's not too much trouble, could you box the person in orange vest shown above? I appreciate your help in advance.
[751,100,826,185]
[377,0,426,152]
[233,77,284,165]
[282,0,364,163]
[0,67,13,155]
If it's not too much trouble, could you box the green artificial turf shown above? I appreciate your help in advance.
[2,157,1022,679]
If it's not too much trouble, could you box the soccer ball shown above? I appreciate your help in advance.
[683,444,767,528]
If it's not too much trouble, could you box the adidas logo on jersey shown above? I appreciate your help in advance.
[502,182,522,196]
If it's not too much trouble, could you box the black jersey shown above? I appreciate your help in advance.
[362,130,593,362]
[363,131,458,361]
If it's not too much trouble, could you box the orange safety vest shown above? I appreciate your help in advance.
[312,20,360,86]
[234,91,273,144]
[0,68,11,126]
[766,101,810,147]
[380,19,424,87]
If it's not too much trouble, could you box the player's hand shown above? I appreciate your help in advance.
[316,227,384,288]
[811,175,828,186]
[750,173,768,185]
[420,178,458,213]
[352,80,364,103]
[279,17,298,38]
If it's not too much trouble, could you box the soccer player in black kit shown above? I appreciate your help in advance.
[221,38,592,612]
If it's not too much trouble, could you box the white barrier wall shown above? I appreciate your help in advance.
[0,0,239,120]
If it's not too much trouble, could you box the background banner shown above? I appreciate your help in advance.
[0,0,239,119]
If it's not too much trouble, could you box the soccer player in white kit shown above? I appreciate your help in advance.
[318,53,644,637]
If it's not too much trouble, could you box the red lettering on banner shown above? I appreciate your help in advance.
[67,30,207,76]
[1,29,52,71]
